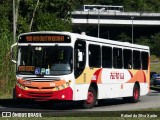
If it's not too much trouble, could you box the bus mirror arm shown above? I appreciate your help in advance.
[11,42,18,64]
[12,60,17,64]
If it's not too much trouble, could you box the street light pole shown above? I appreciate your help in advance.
[107,31,109,39]
[98,10,100,38]
[131,17,134,44]
[93,8,105,38]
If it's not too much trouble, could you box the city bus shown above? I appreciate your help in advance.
[11,31,150,109]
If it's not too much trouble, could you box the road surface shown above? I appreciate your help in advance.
[0,90,159,117]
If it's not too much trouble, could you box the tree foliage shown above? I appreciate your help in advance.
[150,33,160,57]
[0,0,75,95]
[0,0,160,96]
[117,32,131,42]
[136,34,160,57]
[17,0,74,33]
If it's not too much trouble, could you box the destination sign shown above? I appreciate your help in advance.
[19,34,71,43]
[18,66,35,72]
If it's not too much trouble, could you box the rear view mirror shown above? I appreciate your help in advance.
[11,42,17,64]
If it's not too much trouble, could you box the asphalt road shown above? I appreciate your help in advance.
[0,90,160,117]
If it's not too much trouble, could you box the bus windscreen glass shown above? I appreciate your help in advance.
[17,46,73,75]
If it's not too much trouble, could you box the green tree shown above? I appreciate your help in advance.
[121,0,134,11]
[99,0,113,5]
[136,36,154,53]
[17,0,74,32]
[146,0,160,12]
[34,12,72,31]
[136,36,151,46]
[150,33,160,57]
[0,0,15,95]
[117,32,131,42]
[0,0,75,96]
[1,0,160,97]
[134,0,147,12]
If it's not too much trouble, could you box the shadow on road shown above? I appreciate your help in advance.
[0,99,80,110]
[0,98,127,111]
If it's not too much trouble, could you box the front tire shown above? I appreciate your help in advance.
[81,86,97,109]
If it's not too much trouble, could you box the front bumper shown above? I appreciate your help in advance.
[15,85,73,101]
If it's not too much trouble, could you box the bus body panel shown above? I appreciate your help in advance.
[75,67,150,100]
[74,84,90,100]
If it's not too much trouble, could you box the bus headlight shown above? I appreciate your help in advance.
[61,85,65,89]
[16,81,25,90]
[53,80,71,91]
[56,86,60,90]
[66,80,71,86]
[66,82,70,86]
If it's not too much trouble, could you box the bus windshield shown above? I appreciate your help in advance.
[17,46,73,75]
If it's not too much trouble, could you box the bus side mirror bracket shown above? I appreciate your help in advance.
[11,42,18,64]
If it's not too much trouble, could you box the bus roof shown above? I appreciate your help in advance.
[18,31,149,50]
[76,33,149,50]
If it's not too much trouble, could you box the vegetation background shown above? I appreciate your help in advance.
[0,0,160,97]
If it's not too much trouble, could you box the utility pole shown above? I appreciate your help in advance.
[93,8,105,38]
[131,17,134,44]
[29,0,40,31]
[13,0,16,43]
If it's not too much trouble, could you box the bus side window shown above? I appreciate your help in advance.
[102,46,112,68]
[141,52,148,70]
[123,49,132,69]
[89,44,101,68]
[74,40,86,78]
[113,48,122,69]
[133,50,141,69]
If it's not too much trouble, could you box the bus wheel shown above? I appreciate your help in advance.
[132,84,140,103]
[123,84,140,103]
[82,86,97,109]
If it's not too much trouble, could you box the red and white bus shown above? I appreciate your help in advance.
[11,31,150,108]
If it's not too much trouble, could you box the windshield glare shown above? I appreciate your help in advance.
[17,46,73,75]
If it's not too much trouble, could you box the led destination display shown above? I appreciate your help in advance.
[19,34,71,43]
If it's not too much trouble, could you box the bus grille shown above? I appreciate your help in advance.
[27,91,53,98]
[26,86,55,89]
